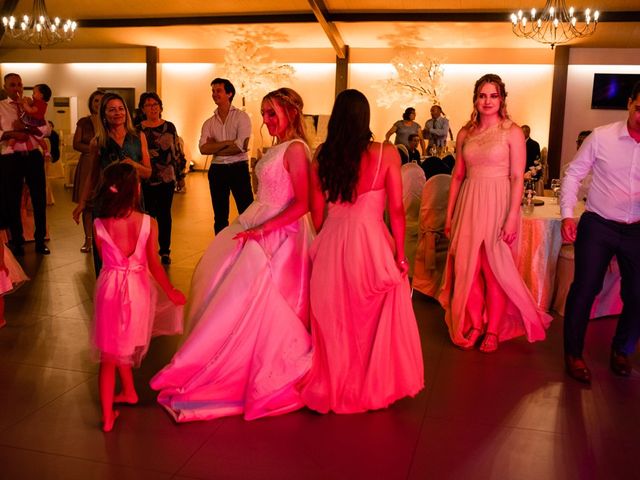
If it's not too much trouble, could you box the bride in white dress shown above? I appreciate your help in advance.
[150,88,314,422]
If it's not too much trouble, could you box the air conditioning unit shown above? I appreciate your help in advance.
[46,96,78,136]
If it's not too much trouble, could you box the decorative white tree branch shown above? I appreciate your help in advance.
[222,27,295,106]
[375,48,446,109]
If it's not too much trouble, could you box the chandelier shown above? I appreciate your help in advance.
[2,0,77,49]
[510,0,600,49]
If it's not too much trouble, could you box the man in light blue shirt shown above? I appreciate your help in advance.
[561,82,640,384]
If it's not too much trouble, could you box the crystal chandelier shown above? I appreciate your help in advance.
[510,0,600,49]
[2,0,77,49]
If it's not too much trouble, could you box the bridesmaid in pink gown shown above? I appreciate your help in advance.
[150,88,314,422]
[300,89,424,414]
[439,74,551,352]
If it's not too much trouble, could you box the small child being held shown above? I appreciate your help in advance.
[91,162,186,432]
[19,83,52,158]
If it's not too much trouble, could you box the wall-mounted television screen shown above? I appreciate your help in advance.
[591,73,640,110]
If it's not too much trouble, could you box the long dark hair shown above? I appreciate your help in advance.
[317,89,373,203]
[93,162,141,218]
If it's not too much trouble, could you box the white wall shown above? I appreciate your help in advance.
[160,63,336,167]
[561,49,640,168]
[11,49,640,173]
[351,63,554,150]
[2,62,146,119]
[1,62,146,149]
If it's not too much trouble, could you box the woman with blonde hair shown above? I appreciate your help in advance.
[440,74,551,352]
[151,88,314,422]
[72,92,152,274]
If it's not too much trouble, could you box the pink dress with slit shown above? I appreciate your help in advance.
[300,144,424,414]
[438,121,552,346]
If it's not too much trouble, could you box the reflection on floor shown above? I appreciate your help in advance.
[1,175,638,480]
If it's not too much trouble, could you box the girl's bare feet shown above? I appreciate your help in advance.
[102,410,120,432]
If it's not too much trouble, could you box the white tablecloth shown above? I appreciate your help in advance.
[516,197,584,311]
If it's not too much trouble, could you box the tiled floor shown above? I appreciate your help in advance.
[1,174,638,480]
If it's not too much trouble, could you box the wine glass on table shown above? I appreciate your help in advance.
[550,178,561,204]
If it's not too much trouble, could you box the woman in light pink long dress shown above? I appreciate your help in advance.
[150,88,314,422]
[439,74,551,352]
[300,89,424,414]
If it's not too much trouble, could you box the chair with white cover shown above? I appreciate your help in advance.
[396,144,410,165]
[413,174,451,297]
[401,162,426,277]
[552,244,622,318]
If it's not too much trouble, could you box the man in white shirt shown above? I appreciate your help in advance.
[0,73,50,255]
[561,82,640,384]
[199,78,253,233]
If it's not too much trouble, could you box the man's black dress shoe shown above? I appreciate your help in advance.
[610,350,632,377]
[35,244,51,255]
[11,244,25,256]
[565,355,592,384]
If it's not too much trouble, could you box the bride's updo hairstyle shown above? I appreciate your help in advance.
[261,88,308,144]
[467,73,510,129]
[317,89,373,204]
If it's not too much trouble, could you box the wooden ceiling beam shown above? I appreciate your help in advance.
[78,11,640,29]
[328,11,640,22]
[79,13,317,28]
[307,0,346,59]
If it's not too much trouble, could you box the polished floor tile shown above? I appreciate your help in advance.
[409,418,581,480]
[0,446,173,480]
[0,362,92,431]
[1,176,638,479]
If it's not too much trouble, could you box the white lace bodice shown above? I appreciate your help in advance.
[254,139,309,207]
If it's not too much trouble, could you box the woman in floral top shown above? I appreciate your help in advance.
[137,92,187,265]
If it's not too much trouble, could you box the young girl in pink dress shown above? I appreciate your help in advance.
[440,74,551,352]
[92,162,186,432]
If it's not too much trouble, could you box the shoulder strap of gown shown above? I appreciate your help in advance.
[287,138,311,156]
[93,218,107,243]
[370,142,384,190]
[135,214,151,253]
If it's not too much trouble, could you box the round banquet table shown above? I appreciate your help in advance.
[516,197,584,311]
